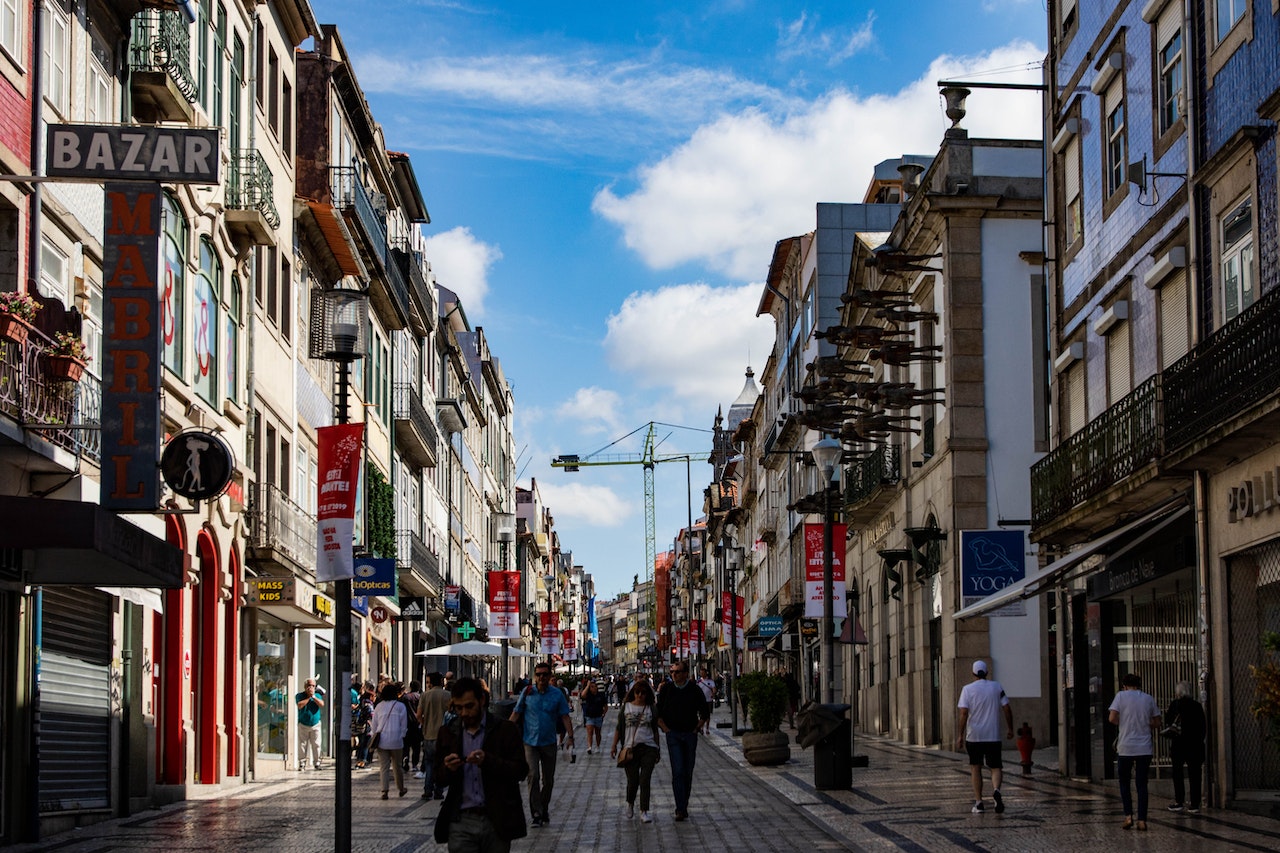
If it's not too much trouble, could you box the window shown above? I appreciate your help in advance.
[226,275,241,403]
[1058,0,1078,41]
[1158,269,1190,368]
[1063,135,1083,246]
[86,31,113,123]
[196,0,209,111]
[1063,360,1086,436]
[230,35,244,152]
[282,79,292,159]
[1104,83,1126,198]
[212,3,226,128]
[1221,197,1255,321]
[41,4,69,116]
[254,21,263,107]
[39,238,69,305]
[163,194,187,374]
[1216,0,1246,42]
[194,238,220,403]
[1,0,20,61]
[1105,321,1131,404]
[268,47,278,135]
[264,244,279,326]
[280,255,292,343]
[1156,15,1183,136]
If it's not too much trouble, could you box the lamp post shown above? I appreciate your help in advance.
[810,436,842,705]
[321,284,369,853]
[724,524,741,734]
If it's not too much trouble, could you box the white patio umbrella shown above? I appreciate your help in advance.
[415,640,538,658]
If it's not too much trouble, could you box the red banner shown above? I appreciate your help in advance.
[562,629,578,661]
[539,611,560,655]
[316,423,364,582]
[804,522,847,618]
[487,571,521,639]
[721,591,744,648]
[689,619,705,655]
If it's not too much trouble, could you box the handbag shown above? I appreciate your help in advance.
[369,731,382,751]
[617,708,641,767]
[1159,715,1182,739]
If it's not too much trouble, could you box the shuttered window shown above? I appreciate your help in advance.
[1065,362,1087,435]
[1159,268,1190,367]
[1106,321,1132,403]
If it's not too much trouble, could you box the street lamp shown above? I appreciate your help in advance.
[320,283,369,853]
[724,523,742,734]
[810,436,842,705]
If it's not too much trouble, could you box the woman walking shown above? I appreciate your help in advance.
[610,679,661,823]
[372,682,410,799]
[1108,672,1162,830]
[352,681,375,769]
[580,679,608,755]
[1165,680,1207,814]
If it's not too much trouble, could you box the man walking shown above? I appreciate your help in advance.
[433,677,528,852]
[509,661,573,827]
[418,671,451,799]
[295,677,325,770]
[956,660,1014,814]
[655,660,710,821]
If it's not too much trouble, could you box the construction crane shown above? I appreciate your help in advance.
[552,422,710,640]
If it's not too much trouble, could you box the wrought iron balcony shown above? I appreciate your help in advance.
[128,9,197,122]
[0,325,101,463]
[246,483,316,574]
[392,247,433,337]
[329,167,388,269]
[844,443,902,524]
[381,242,412,331]
[393,383,439,468]
[226,149,280,246]
[396,528,443,594]
[1030,376,1162,529]
[1164,285,1280,454]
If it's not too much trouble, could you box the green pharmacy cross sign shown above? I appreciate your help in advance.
[457,621,476,639]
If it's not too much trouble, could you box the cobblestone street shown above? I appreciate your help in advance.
[12,707,1280,852]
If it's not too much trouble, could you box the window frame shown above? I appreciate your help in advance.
[1101,78,1130,216]
[0,0,21,63]
[1154,15,1184,144]
[1219,196,1256,323]
[41,2,69,117]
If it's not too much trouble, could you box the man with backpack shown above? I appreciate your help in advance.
[509,661,572,827]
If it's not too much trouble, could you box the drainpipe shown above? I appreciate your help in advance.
[1193,470,1213,806]
[27,2,45,297]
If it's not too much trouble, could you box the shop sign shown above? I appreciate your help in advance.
[1088,525,1192,600]
[959,530,1027,608]
[249,576,294,605]
[370,604,390,624]
[399,596,425,621]
[1227,468,1280,523]
[312,594,333,619]
[758,615,784,637]
[352,557,396,598]
[444,585,461,611]
[799,619,819,637]
[160,429,235,501]
[47,124,220,183]
[747,636,767,652]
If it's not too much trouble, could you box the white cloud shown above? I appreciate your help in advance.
[556,387,624,434]
[535,481,633,526]
[777,11,877,65]
[422,227,502,317]
[604,282,775,407]
[592,41,1045,280]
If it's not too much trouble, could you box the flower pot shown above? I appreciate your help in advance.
[1,312,32,347]
[47,354,85,383]
[742,730,791,766]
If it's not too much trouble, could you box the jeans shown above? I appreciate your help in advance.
[298,722,321,768]
[524,743,558,820]
[447,811,510,853]
[377,747,405,794]
[624,743,660,811]
[422,739,439,795]
[1117,754,1152,819]
[665,731,699,813]
[1171,755,1203,808]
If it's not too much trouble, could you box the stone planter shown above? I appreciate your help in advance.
[46,354,86,383]
[742,730,791,766]
[1,312,33,347]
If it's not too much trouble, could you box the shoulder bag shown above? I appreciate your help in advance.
[617,709,641,767]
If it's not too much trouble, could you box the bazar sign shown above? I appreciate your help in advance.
[47,125,219,183]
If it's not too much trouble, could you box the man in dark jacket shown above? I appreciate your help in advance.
[434,677,529,851]
[655,660,710,821]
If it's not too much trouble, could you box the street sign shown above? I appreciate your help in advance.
[758,615,784,637]
[457,621,476,639]
[47,124,220,184]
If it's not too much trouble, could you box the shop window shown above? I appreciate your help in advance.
[1221,197,1255,322]
[254,619,289,757]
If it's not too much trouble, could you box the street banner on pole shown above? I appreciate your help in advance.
[689,619,705,655]
[562,629,578,661]
[316,423,364,582]
[444,585,460,612]
[803,522,847,618]
[487,570,521,639]
[539,611,560,655]
[720,592,744,647]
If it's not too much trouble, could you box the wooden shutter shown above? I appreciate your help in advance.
[1106,322,1132,403]
[1160,268,1190,367]
[1066,362,1086,435]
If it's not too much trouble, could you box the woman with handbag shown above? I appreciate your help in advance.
[1164,680,1207,814]
[610,679,661,823]
[371,682,410,799]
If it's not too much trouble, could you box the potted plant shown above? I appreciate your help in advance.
[0,291,41,346]
[44,331,91,382]
[735,670,791,766]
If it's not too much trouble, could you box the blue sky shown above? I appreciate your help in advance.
[308,0,1047,601]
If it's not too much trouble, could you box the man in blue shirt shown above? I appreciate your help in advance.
[295,677,325,770]
[509,661,573,827]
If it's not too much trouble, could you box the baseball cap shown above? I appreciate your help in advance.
[973,660,988,675]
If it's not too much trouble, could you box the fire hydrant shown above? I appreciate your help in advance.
[1016,723,1035,776]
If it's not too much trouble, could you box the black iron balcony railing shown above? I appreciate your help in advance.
[844,442,902,506]
[1164,285,1280,453]
[392,247,433,335]
[393,382,439,467]
[247,483,316,570]
[396,528,443,592]
[128,9,198,103]
[0,327,101,462]
[329,166,388,269]
[382,242,412,328]
[1030,375,1161,528]
[228,149,281,229]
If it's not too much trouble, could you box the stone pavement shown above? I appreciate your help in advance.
[11,702,1280,852]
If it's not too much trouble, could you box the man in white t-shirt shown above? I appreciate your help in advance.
[956,660,1014,815]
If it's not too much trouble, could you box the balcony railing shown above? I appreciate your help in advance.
[1031,375,1162,528]
[844,443,902,507]
[128,9,197,103]
[1164,285,1280,453]
[0,327,101,462]
[246,483,316,571]
[396,528,443,593]
[329,167,388,269]
[227,149,281,229]
[393,383,439,468]
[393,247,433,336]
[381,242,412,329]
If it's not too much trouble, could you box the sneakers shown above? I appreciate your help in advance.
[626,804,634,819]
[1186,807,1201,814]
[993,789,1005,814]
[1168,803,1184,812]
[413,771,426,779]
[971,801,985,814]
[640,811,653,823]
[587,748,593,755]
[673,810,688,821]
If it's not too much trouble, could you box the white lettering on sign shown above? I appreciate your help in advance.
[1227,467,1280,523]
[46,125,219,184]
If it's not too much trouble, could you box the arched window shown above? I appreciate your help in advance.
[162,193,186,375]
[226,274,242,404]
[194,237,220,403]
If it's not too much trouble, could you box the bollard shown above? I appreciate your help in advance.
[1016,722,1035,776]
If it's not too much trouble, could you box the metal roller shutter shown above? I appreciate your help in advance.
[39,587,112,812]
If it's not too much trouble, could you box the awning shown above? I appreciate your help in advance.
[296,199,366,282]
[0,496,185,588]
[952,501,1191,620]
[97,586,165,612]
